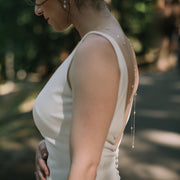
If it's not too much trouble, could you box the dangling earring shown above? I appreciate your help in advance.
[63,0,67,9]
[37,7,43,15]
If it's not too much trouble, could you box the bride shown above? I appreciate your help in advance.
[29,0,139,179]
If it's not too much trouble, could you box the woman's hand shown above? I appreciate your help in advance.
[35,140,50,180]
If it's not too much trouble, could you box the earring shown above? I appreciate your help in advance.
[63,0,67,9]
[37,7,43,15]
[37,7,42,11]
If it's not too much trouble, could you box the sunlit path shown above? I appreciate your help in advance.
[0,70,180,179]
[118,69,180,180]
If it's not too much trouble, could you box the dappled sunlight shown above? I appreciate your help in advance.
[169,95,180,103]
[138,109,179,119]
[138,109,169,118]
[129,37,143,53]
[144,48,159,63]
[25,138,39,150]
[0,68,179,179]
[118,128,180,180]
[157,54,177,72]
[118,135,156,168]
[0,81,19,96]
[146,165,179,180]
[0,137,23,151]
[60,51,69,61]
[18,98,35,113]
[134,163,179,180]
[17,69,27,80]
[120,133,156,152]
[27,73,41,83]
[0,81,43,117]
[0,80,42,159]
[0,134,39,151]
[139,76,154,86]
[119,148,180,180]
[172,82,180,90]
[0,119,27,136]
[140,130,180,149]
[119,69,180,179]
[0,105,40,151]
[104,0,111,3]
[13,129,33,139]
[0,120,39,151]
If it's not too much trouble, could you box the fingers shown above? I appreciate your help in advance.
[36,140,50,178]
[38,158,50,177]
[38,140,48,160]
[37,170,47,180]
[35,170,47,180]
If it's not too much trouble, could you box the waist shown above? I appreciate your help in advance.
[45,139,120,180]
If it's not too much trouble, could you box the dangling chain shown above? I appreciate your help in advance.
[131,92,137,149]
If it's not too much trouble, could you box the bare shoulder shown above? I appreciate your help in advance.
[69,33,120,86]
[74,33,118,65]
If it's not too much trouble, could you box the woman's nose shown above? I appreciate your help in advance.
[35,6,43,16]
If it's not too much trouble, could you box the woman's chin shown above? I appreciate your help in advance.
[52,24,71,33]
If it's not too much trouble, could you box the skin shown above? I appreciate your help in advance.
[34,0,139,179]
[35,140,49,180]
[35,0,71,31]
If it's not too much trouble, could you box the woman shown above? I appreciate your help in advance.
[31,0,139,179]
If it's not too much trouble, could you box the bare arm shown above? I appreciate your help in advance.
[68,34,120,180]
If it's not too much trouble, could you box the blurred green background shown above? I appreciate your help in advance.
[0,0,179,179]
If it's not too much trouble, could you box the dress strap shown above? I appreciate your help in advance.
[84,31,129,142]
[85,30,128,103]
[67,31,128,95]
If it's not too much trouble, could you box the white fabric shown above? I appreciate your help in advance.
[33,31,129,180]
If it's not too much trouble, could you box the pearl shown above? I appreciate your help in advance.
[63,0,67,8]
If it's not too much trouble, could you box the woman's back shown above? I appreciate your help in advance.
[33,30,138,180]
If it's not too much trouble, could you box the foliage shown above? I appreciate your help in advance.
[0,0,167,80]
[0,0,79,80]
[111,0,158,55]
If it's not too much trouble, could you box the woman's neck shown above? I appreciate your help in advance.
[70,5,118,38]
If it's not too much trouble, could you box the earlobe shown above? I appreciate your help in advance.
[35,6,43,16]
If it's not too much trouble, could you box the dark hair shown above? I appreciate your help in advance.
[26,0,105,11]
[58,0,106,10]
[56,0,105,11]
[74,0,105,10]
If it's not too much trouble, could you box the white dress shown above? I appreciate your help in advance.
[33,31,130,180]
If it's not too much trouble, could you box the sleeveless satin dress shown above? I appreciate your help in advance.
[33,31,130,180]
